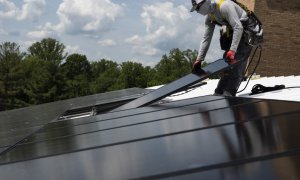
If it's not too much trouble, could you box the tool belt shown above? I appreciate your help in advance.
[213,0,263,50]
[220,26,233,51]
[242,15,263,46]
[219,15,263,51]
[233,0,263,46]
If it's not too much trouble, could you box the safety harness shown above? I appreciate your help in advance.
[209,0,263,49]
[208,0,225,26]
[209,0,260,25]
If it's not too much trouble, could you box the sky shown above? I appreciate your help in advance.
[0,0,223,66]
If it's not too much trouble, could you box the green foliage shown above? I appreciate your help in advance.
[0,39,205,111]
[143,66,158,87]
[89,59,121,93]
[17,56,58,105]
[118,61,148,89]
[60,54,92,99]
[63,54,91,78]
[0,42,25,110]
[153,48,194,84]
[28,38,67,66]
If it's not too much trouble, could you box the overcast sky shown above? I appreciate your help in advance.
[0,0,223,66]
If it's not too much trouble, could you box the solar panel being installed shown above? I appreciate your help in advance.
[112,58,233,111]
[0,94,300,179]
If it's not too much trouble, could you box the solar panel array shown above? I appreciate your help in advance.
[0,88,149,155]
[1,90,300,179]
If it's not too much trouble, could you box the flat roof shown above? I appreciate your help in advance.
[149,76,300,102]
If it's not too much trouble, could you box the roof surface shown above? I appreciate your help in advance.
[150,76,300,102]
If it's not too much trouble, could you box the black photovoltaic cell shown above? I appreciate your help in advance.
[0,110,300,179]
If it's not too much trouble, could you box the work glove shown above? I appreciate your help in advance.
[192,59,202,73]
[226,50,237,65]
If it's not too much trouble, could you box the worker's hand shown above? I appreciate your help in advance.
[192,59,202,73]
[226,50,237,65]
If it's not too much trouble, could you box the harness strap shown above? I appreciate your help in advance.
[232,0,253,15]
[209,0,226,25]
[217,0,225,9]
[210,0,253,23]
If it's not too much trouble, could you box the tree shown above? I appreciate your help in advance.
[0,42,25,110]
[0,41,204,111]
[60,54,92,98]
[90,59,121,93]
[13,56,55,105]
[118,61,148,88]
[144,66,159,87]
[28,38,67,66]
[154,48,191,84]
[61,54,91,79]
[26,38,68,101]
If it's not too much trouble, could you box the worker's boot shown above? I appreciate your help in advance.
[213,90,233,97]
[222,91,233,96]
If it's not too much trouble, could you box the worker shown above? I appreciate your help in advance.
[191,0,263,96]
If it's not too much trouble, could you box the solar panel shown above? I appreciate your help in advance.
[0,88,150,153]
[46,95,225,128]
[0,107,300,179]
[14,97,260,147]
[1,81,300,179]
[22,97,300,149]
[0,126,42,150]
[148,155,300,180]
[112,59,235,111]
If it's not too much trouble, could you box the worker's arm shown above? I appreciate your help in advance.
[220,2,244,53]
[197,16,215,61]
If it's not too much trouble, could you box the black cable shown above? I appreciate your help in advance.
[250,84,285,95]
[237,45,262,93]
[285,86,300,89]
[249,85,300,96]
[237,45,300,95]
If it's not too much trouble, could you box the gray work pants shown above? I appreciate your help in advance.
[214,34,253,96]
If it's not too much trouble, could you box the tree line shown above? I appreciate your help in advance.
[0,38,207,111]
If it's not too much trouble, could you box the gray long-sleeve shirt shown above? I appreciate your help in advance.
[197,0,248,60]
